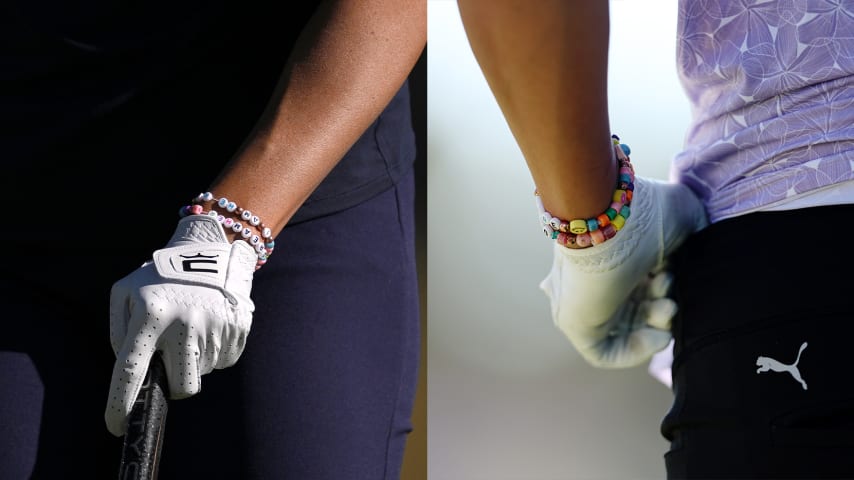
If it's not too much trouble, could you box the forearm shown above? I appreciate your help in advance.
[457,0,614,221]
[207,0,426,238]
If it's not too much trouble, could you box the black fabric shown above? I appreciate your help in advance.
[662,204,854,479]
[1,0,415,246]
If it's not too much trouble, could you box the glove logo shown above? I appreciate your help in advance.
[180,253,221,274]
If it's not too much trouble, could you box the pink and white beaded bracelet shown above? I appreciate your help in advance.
[179,192,276,270]
[535,135,635,249]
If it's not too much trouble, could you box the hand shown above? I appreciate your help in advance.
[539,176,707,368]
[105,215,257,436]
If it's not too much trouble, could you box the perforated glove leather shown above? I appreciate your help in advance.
[105,215,257,436]
[539,176,707,368]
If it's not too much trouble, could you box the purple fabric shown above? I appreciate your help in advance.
[672,0,854,223]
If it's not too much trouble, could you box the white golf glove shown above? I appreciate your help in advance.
[105,215,257,436]
[539,175,707,368]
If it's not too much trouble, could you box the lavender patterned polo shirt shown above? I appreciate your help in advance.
[671,0,854,223]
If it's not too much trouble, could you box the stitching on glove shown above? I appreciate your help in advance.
[552,176,656,274]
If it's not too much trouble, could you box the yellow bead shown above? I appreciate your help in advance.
[569,219,588,234]
[612,189,627,204]
[612,215,626,231]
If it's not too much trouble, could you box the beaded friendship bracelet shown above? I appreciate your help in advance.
[535,135,635,249]
[178,193,276,270]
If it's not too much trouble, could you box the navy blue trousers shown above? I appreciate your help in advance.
[0,170,420,479]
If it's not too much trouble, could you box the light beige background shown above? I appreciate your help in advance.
[427,1,692,479]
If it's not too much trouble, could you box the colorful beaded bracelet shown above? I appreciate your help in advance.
[178,193,276,270]
[535,135,635,249]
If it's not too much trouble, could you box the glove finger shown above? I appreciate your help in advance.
[618,327,674,368]
[216,318,245,369]
[193,312,222,375]
[108,281,131,356]
[641,297,678,331]
[579,326,672,369]
[646,270,674,300]
[104,332,157,437]
[159,332,202,400]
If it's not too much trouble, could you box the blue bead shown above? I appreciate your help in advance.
[586,218,599,231]
[620,144,631,156]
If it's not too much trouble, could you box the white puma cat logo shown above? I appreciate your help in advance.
[756,342,808,390]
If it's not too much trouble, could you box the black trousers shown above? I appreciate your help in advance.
[662,203,854,479]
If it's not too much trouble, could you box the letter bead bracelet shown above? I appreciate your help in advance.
[178,192,276,270]
[535,135,635,249]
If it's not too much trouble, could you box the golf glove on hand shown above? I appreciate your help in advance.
[105,215,257,436]
[539,176,707,368]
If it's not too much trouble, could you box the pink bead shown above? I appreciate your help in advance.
[590,229,606,245]
[576,233,592,247]
[223,218,234,228]
[602,224,617,239]
[190,204,204,215]
[557,232,568,245]
[610,201,623,212]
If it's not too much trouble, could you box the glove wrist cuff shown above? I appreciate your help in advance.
[154,215,257,304]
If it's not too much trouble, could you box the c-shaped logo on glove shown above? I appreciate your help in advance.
[180,253,221,274]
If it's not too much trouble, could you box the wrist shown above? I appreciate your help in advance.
[536,134,635,249]
[178,193,277,270]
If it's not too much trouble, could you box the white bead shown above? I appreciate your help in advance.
[249,235,261,245]
[535,194,545,214]
[226,202,237,212]
[241,228,252,238]
[217,198,229,208]
[250,216,261,226]
[241,210,252,221]
[549,217,561,229]
[262,227,272,238]
[540,211,552,224]
[543,224,554,237]
[232,222,243,232]
[207,210,218,217]
[202,192,214,202]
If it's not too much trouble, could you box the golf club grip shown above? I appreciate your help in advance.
[118,353,169,480]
